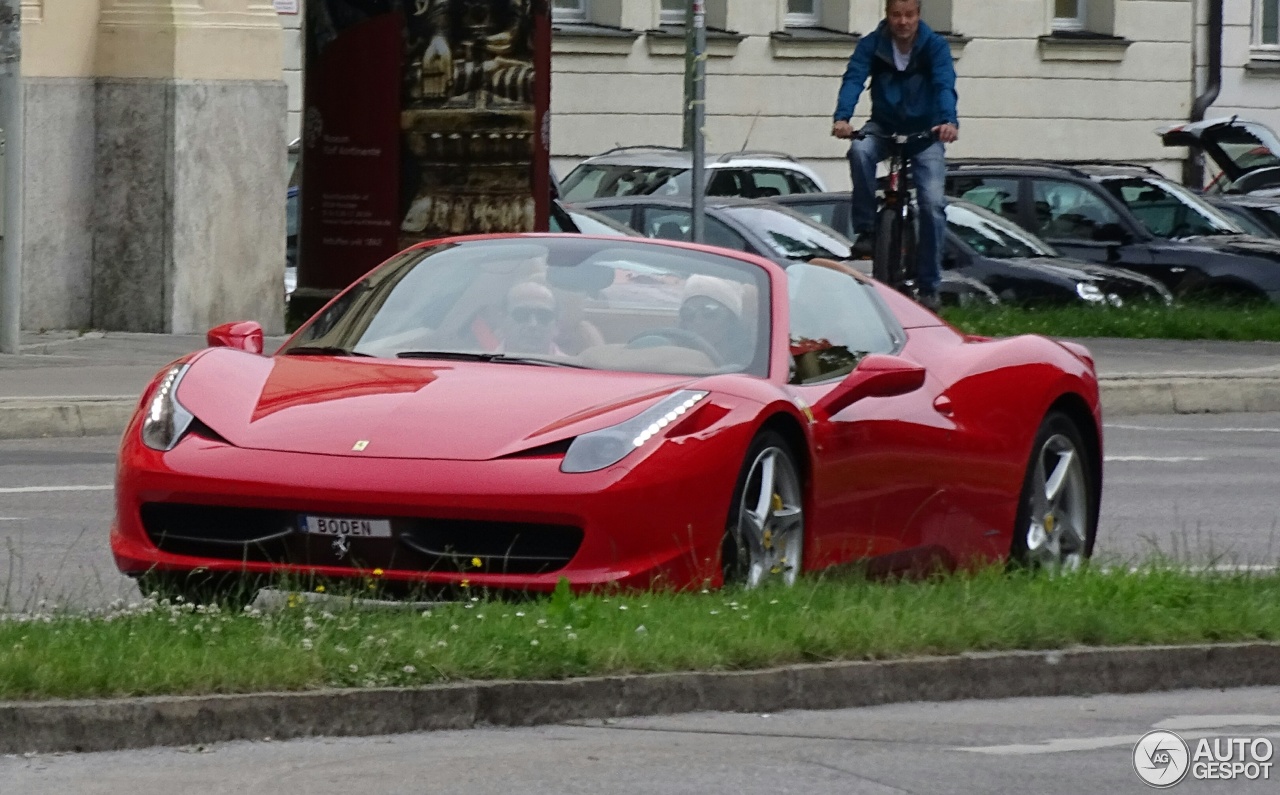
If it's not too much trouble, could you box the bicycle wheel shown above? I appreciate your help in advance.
[872,207,900,285]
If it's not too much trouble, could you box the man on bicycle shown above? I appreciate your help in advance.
[831,0,959,310]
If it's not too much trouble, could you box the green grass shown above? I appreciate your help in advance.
[3,566,1280,701]
[942,302,1280,340]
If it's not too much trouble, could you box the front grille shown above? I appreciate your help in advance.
[139,503,583,575]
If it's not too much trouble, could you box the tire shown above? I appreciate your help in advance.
[872,205,917,293]
[137,570,263,609]
[722,431,805,588]
[1010,412,1098,570]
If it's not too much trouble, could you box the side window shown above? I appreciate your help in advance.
[786,171,821,194]
[706,169,747,197]
[749,170,792,198]
[641,208,691,240]
[1099,178,1236,239]
[948,176,1020,220]
[705,218,750,251]
[592,206,634,228]
[1030,179,1123,240]
[786,263,896,385]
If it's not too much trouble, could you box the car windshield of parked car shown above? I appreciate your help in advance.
[946,202,1057,259]
[282,238,771,377]
[720,205,853,261]
[560,164,692,201]
[1098,177,1243,238]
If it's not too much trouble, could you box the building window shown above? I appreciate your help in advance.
[1052,0,1086,32]
[660,0,686,26]
[785,0,821,28]
[552,0,587,23]
[1257,0,1279,49]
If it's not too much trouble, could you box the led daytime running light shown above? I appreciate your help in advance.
[631,393,705,448]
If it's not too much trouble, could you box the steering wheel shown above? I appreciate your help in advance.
[626,327,724,366]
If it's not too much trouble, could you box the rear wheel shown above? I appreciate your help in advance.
[1010,412,1097,570]
[722,431,805,588]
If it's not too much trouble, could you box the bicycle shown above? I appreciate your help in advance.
[852,128,937,299]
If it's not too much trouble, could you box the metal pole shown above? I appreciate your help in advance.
[682,1,694,150]
[690,0,706,244]
[0,0,21,354]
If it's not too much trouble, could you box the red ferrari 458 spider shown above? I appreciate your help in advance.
[112,234,1102,603]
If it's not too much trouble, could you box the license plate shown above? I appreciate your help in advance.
[301,516,392,538]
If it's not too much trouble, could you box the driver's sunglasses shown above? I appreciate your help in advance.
[510,306,556,326]
[680,297,732,323]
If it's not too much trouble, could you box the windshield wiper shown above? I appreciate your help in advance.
[284,346,373,357]
[396,351,588,368]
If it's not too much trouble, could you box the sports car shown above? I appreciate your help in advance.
[112,235,1102,603]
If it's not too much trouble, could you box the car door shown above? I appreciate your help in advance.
[1024,178,1155,273]
[786,263,954,568]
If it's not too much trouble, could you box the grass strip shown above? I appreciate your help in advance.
[942,303,1280,341]
[2,566,1279,702]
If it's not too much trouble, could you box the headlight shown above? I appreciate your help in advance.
[1075,283,1106,303]
[141,364,195,451]
[560,390,709,474]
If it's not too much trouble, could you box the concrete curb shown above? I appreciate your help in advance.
[2,642,1278,755]
[1,377,1278,440]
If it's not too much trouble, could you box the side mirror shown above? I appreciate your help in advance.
[207,321,265,354]
[812,353,926,418]
[1092,223,1131,244]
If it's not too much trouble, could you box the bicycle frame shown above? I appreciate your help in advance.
[855,129,934,296]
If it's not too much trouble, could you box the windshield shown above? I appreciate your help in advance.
[721,205,854,260]
[946,202,1057,258]
[282,238,771,377]
[1098,176,1244,238]
[560,164,692,201]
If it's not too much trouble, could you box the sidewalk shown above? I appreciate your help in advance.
[3,330,1280,440]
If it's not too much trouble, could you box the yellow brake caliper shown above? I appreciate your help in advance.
[766,493,784,573]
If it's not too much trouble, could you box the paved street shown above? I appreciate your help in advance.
[2,412,1279,608]
[3,687,1278,794]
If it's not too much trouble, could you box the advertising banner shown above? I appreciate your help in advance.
[299,0,550,293]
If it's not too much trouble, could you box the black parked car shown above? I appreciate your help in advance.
[944,160,1280,303]
[769,192,1172,306]
[573,196,1000,306]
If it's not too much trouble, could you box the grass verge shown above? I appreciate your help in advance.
[3,565,1279,702]
[942,302,1280,341]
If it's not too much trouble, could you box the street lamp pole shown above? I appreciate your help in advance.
[0,0,21,354]
[689,0,706,244]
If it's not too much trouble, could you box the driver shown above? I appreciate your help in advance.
[679,274,752,366]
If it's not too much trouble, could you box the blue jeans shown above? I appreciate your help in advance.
[848,124,946,296]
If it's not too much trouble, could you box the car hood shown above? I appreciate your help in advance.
[1007,257,1171,295]
[1158,118,1280,187]
[1180,234,1280,258]
[176,349,703,460]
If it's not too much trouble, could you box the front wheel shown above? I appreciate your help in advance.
[722,431,805,588]
[872,205,917,293]
[1010,412,1098,570]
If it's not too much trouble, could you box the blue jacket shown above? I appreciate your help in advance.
[833,20,958,135]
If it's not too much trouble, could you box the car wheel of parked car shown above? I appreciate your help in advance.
[722,431,805,588]
[138,570,263,609]
[1011,412,1096,571]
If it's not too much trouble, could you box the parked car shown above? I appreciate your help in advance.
[114,234,1102,604]
[1158,117,1280,196]
[945,160,1280,303]
[1203,193,1280,238]
[573,196,1000,307]
[768,192,1173,306]
[550,202,641,236]
[559,147,828,202]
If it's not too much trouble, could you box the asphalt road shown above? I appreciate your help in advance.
[2,412,1279,608]
[4,687,1278,793]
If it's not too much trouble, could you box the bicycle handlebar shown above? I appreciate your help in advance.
[851,128,939,144]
